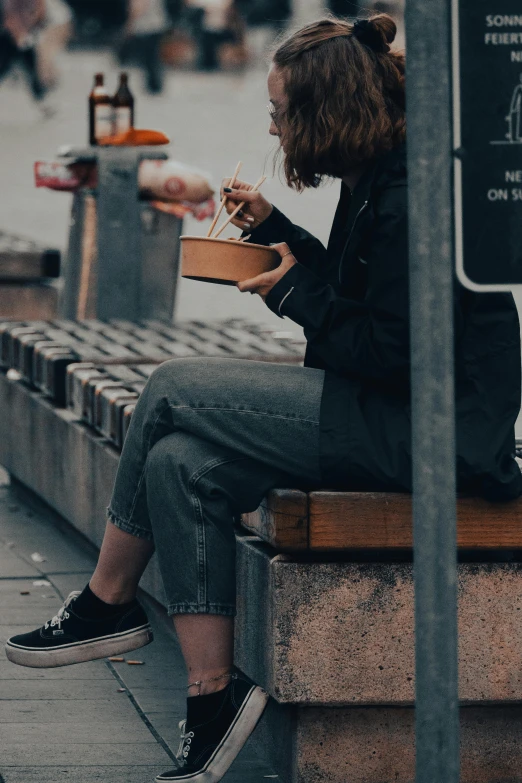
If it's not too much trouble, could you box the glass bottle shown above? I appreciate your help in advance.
[89,73,113,146]
[112,73,135,136]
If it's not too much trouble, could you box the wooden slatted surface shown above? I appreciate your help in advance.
[242,488,522,551]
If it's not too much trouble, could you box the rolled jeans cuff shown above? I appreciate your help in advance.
[167,602,237,617]
[107,507,154,542]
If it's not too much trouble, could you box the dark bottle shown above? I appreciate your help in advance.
[89,73,113,146]
[112,73,134,136]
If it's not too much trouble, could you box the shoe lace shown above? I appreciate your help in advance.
[44,591,81,631]
[176,719,195,763]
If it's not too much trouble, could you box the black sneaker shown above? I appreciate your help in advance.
[5,591,153,668]
[156,673,269,783]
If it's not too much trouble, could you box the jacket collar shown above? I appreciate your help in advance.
[340,142,407,230]
[350,141,407,210]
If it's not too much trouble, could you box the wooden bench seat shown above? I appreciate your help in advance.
[241,488,522,551]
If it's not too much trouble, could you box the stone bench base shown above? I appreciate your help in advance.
[234,537,522,707]
[257,701,522,783]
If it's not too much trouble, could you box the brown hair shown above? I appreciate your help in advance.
[272,14,406,190]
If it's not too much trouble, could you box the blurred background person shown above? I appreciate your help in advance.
[0,0,46,101]
[37,0,72,92]
[185,0,237,71]
[66,0,127,47]
[0,0,71,111]
[125,0,170,93]
[236,0,292,35]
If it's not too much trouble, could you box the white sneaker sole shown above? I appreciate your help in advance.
[156,684,269,783]
[5,624,153,668]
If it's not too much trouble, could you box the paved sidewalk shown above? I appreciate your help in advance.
[0,469,276,783]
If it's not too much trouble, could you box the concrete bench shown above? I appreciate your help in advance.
[2,328,522,782]
[235,491,522,783]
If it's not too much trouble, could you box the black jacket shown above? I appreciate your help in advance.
[248,143,522,500]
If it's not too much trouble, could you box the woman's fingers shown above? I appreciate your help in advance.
[223,188,260,203]
[219,178,273,227]
[223,196,259,225]
[231,206,255,223]
[220,177,254,197]
[229,217,254,230]
[225,205,255,223]
[270,242,293,259]
[220,181,258,219]
[237,272,268,293]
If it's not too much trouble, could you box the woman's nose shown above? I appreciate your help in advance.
[269,121,279,137]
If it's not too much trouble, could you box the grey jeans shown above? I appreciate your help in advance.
[108,358,325,616]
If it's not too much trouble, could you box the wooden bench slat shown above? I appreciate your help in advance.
[242,489,522,551]
[309,491,412,549]
[241,489,309,550]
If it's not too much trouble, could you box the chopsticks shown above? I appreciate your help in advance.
[212,174,267,239]
[207,162,267,240]
[206,161,242,237]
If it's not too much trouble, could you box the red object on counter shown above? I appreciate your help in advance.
[34,160,214,204]
[34,161,215,221]
[34,161,89,191]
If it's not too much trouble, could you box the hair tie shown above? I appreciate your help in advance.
[352,19,388,53]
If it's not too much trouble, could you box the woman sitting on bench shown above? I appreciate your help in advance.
[6,13,522,783]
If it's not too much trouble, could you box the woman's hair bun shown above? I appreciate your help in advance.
[352,13,396,54]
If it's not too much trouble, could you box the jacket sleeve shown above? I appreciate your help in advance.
[264,183,410,384]
[246,206,327,271]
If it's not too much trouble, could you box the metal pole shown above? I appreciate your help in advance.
[404,2,460,782]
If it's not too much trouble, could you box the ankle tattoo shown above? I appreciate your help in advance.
[187,671,236,696]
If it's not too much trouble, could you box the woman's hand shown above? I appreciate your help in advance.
[237,243,296,301]
[220,177,273,231]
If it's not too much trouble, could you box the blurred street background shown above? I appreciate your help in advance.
[0,0,404,329]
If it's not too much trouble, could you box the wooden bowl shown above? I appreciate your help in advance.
[180,236,280,286]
